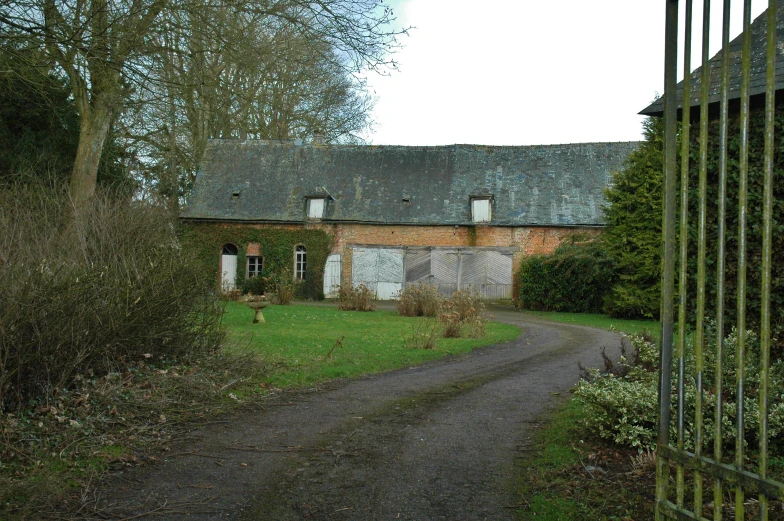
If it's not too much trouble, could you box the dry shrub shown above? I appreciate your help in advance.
[396,283,443,317]
[336,283,375,311]
[402,319,440,349]
[266,269,295,305]
[438,290,487,339]
[439,310,463,338]
[0,184,224,410]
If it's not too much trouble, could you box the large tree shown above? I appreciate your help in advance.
[601,116,664,319]
[0,0,403,206]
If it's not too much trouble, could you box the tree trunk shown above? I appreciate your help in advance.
[69,99,113,208]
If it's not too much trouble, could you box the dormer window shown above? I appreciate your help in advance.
[307,197,326,219]
[471,197,492,223]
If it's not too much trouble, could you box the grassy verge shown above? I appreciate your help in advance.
[223,301,521,388]
[519,310,658,338]
[512,399,655,520]
[1,302,520,519]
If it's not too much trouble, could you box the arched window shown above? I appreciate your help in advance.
[222,244,238,255]
[295,245,307,280]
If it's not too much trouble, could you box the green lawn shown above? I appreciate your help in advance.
[519,310,659,338]
[223,301,521,388]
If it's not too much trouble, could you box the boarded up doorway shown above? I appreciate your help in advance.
[404,247,514,299]
[351,247,404,299]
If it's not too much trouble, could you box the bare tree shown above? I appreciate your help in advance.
[0,0,405,207]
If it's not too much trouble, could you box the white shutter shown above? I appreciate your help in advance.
[308,198,325,218]
[472,199,491,223]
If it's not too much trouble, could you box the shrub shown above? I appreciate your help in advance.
[336,283,375,311]
[402,319,440,349]
[240,274,266,296]
[0,185,224,410]
[438,290,486,339]
[396,283,443,317]
[517,241,616,313]
[575,327,784,453]
[266,269,295,305]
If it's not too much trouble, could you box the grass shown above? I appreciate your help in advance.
[512,399,655,520]
[0,301,519,520]
[223,301,521,388]
[519,310,658,338]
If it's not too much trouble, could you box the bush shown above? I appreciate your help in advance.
[240,274,266,296]
[575,327,784,453]
[517,241,616,313]
[601,116,664,319]
[396,283,443,317]
[402,319,440,349]
[336,283,375,311]
[0,185,224,410]
[266,269,295,305]
[438,290,486,339]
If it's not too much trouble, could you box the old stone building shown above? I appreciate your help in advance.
[181,140,639,299]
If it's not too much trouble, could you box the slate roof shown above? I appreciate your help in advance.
[181,140,640,227]
[641,5,784,116]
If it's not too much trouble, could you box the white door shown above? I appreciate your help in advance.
[323,254,342,297]
[221,254,237,292]
[352,247,404,300]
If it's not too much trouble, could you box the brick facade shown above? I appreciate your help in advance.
[238,222,601,294]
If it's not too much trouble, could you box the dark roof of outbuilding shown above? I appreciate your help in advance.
[181,140,640,227]
[641,6,784,116]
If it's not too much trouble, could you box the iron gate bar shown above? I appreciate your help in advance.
[714,1,731,517]
[694,0,712,512]
[677,0,693,510]
[759,1,777,519]
[657,1,784,520]
[735,2,752,518]
[657,1,680,518]
[660,445,784,499]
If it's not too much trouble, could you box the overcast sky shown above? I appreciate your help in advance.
[360,0,767,147]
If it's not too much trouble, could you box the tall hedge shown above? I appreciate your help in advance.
[687,103,784,357]
[180,223,334,300]
[601,117,664,319]
[517,241,616,313]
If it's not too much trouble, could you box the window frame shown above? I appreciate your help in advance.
[247,255,263,278]
[294,245,307,280]
[471,197,492,223]
[307,197,327,219]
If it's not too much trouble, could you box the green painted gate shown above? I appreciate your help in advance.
[657,1,784,519]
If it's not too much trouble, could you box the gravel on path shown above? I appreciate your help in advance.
[90,306,621,520]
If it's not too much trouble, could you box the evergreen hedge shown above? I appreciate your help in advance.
[517,241,616,313]
[686,104,784,357]
[601,117,664,319]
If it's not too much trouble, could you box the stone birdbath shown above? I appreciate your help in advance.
[242,295,269,324]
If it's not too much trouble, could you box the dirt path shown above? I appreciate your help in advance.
[90,308,621,520]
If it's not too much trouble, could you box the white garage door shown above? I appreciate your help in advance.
[352,247,404,300]
[403,248,514,299]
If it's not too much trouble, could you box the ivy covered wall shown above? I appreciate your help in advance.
[180,222,334,300]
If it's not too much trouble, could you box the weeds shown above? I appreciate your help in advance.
[402,319,440,350]
[438,290,487,339]
[396,283,443,317]
[336,283,375,311]
[266,269,295,305]
[0,350,269,518]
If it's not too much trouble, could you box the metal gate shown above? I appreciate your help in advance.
[657,1,784,519]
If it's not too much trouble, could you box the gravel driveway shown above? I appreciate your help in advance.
[92,307,621,520]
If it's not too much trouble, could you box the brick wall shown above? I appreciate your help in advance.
[233,222,600,292]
